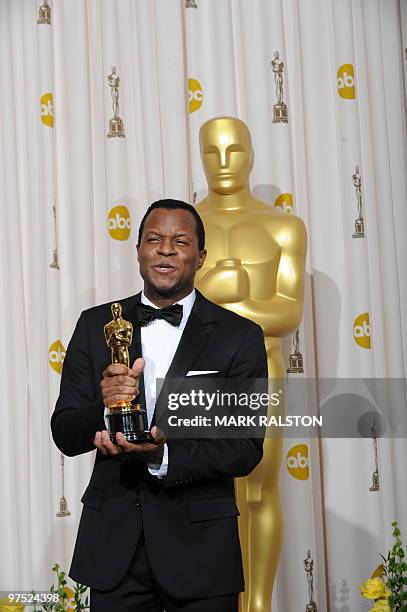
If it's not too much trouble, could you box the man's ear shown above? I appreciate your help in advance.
[197,250,207,270]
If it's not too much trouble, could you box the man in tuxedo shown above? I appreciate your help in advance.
[51,199,267,611]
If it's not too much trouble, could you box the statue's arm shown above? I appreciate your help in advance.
[221,218,307,337]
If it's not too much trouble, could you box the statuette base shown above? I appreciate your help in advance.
[273,103,288,124]
[37,9,51,25]
[185,0,197,6]
[352,217,364,238]
[107,118,125,138]
[56,496,71,517]
[306,603,318,612]
[287,353,304,374]
[107,405,152,444]
[369,471,380,492]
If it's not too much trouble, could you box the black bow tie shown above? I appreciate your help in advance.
[137,303,183,327]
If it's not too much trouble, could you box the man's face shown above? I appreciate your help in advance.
[137,208,206,300]
[200,118,253,195]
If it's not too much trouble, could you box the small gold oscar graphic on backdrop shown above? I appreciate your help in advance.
[37,0,51,24]
[185,0,198,7]
[56,453,71,517]
[271,51,288,123]
[352,165,365,238]
[50,202,59,270]
[107,66,125,138]
[304,550,318,611]
[369,419,380,492]
[287,328,304,373]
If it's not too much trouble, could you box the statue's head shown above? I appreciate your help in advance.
[111,302,121,320]
[199,117,254,195]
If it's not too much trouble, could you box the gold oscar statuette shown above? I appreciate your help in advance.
[107,66,125,138]
[352,165,365,238]
[195,116,307,611]
[104,303,151,443]
[49,202,59,270]
[369,420,380,492]
[287,328,304,374]
[271,51,288,124]
[304,550,318,611]
[56,453,71,517]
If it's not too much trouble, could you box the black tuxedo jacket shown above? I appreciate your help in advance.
[51,290,267,599]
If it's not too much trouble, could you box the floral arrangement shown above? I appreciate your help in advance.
[360,522,407,611]
[33,564,89,611]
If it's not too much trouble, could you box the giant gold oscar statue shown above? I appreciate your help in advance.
[195,117,307,612]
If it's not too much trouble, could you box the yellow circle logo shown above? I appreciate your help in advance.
[41,92,54,127]
[337,64,356,99]
[188,78,203,113]
[286,444,309,480]
[274,193,293,214]
[353,312,371,349]
[108,205,131,241]
[63,587,76,611]
[49,340,66,374]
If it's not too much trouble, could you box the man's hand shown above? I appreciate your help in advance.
[93,426,166,465]
[100,357,144,408]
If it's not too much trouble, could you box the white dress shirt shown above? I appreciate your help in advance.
[141,289,196,478]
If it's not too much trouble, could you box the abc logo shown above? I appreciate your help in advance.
[353,312,371,349]
[49,340,66,374]
[274,193,293,214]
[108,205,131,241]
[41,92,54,127]
[286,444,309,480]
[63,587,76,611]
[337,64,356,99]
[188,78,203,113]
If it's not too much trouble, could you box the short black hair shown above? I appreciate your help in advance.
[137,199,205,250]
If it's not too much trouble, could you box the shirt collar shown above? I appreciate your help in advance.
[141,289,196,325]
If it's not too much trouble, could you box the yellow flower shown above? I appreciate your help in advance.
[360,577,388,600]
[371,598,391,612]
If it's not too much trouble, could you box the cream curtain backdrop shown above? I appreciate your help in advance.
[0,1,406,610]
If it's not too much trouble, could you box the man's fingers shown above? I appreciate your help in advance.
[93,430,122,455]
[101,382,137,396]
[116,433,142,453]
[102,364,129,378]
[94,431,107,454]
[101,383,137,397]
[151,426,166,446]
[131,357,145,376]
[101,374,137,388]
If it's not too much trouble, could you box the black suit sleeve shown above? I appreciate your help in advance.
[51,312,105,456]
[164,323,268,488]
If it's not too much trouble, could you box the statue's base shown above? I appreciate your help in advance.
[273,103,288,123]
[306,602,318,612]
[107,406,152,444]
[369,472,380,491]
[56,497,71,517]
[287,354,304,374]
[352,217,364,238]
[107,118,125,138]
